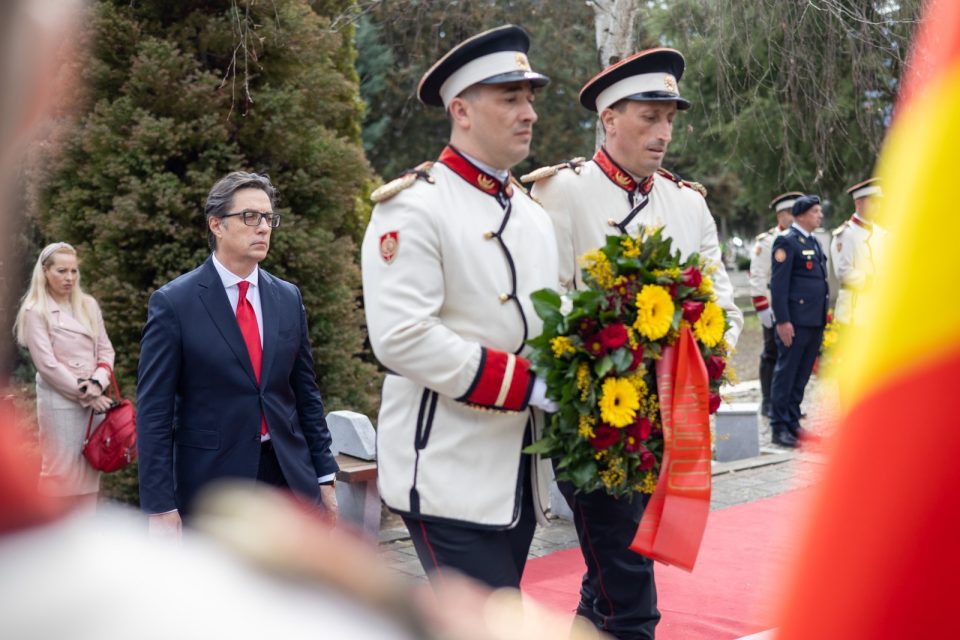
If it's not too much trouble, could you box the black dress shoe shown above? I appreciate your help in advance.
[792,426,821,442]
[772,430,799,448]
[760,400,772,418]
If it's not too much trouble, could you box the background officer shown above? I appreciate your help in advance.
[525,48,742,640]
[831,177,887,325]
[361,25,558,590]
[749,191,802,417]
[770,195,829,447]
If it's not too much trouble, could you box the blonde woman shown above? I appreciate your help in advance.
[14,242,115,508]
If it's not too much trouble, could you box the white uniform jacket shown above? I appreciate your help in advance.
[361,146,558,529]
[529,147,743,347]
[830,214,887,324]
[748,224,789,315]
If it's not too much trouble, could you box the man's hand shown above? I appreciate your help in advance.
[148,511,182,541]
[319,484,338,526]
[757,308,774,329]
[777,321,795,347]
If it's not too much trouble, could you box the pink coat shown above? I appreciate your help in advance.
[25,296,116,405]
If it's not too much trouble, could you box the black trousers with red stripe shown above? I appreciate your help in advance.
[401,484,537,590]
[559,480,659,640]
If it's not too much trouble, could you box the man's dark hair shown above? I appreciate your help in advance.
[204,171,278,251]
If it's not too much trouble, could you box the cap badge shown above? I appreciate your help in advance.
[663,75,678,94]
[515,52,531,70]
[380,231,399,264]
[477,174,496,191]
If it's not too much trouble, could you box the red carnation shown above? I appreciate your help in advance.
[638,448,656,470]
[629,345,645,370]
[599,323,629,350]
[628,416,652,442]
[709,392,722,414]
[681,300,705,323]
[590,424,620,450]
[681,266,702,289]
[706,355,726,380]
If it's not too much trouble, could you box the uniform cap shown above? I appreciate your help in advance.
[846,177,882,200]
[792,194,821,217]
[579,48,690,113]
[417,25,550,109]
[769,191,805,213]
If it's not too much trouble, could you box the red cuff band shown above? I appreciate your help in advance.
[752,296,769,311]
[459,348,533,411]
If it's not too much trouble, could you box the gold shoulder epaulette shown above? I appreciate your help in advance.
[832,222,848,237]
[656,168,708,198]
[755,231,769,242]
[371,161,435,203]
[520,157,586,184]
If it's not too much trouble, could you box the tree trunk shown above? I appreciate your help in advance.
[590,0,641,148]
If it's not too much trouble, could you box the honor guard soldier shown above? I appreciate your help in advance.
[360,25,560,590]
[769,195,829,448]
[830,177,887,325]
[524,49,743,640]
[749,192,801,417]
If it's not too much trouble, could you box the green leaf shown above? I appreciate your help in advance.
[595,355,613,378]
[523,438,555,455]
[530,288,563,325]
[610,347,633,373]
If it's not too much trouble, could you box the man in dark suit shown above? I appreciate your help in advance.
[769,194,829,448]
[137,171,339,538]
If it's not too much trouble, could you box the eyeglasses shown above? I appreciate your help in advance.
[221,210,282,228]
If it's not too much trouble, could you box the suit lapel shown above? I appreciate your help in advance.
[258,268,280,387]
[197,258,259,387]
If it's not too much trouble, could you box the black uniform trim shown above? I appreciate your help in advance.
[455,347,488,402]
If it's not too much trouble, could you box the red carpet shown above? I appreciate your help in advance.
[522,489,812,639]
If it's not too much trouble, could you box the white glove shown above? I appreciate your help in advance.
[758,307,774,329]
[529,377,559,413]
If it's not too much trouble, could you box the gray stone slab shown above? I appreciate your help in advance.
[715,402,761,462]
[327,410,376,460]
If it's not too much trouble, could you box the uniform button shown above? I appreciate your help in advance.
[799,299,805,304]
[607,218,617,227]
[483,231,494,240]
[499,293,510,303]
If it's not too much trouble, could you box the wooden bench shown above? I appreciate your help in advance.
[333,453,379,539]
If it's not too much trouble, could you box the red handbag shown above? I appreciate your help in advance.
[82,363,137,473]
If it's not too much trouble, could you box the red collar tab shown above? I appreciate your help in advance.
[439,146,512,197]
[593,147,653,194]
[850,214,873,230]
[776,223,787,232]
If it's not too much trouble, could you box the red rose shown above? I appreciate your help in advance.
[681,266,702,289]
[584,333,607,357]
[629,345,645,370]
[706,355,726,380]
[628,416,652,442]
[709,392,722,414]
[638,448,656,470]
[590,424,620,450]
[599,323,629,350]
[681,300,705,323]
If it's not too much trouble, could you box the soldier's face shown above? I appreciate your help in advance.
[796,205,823,232]
[450,81,538,170]
[603,100,677,177]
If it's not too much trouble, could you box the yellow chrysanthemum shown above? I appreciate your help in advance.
[598,377,640,428]
[578,415,596,439]
[637,471,657,494]
[653,267,681,280]
[581,250,615,289]
[620,237,641,258]
[600,459,626,490]
[550,336,576,358]
[625,371,648,397]
[693,301,725,347]
[633,285,675,340]
[697,274,715,298]
[575,362,591,401]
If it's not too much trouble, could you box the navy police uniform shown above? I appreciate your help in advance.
[769,200,829,446]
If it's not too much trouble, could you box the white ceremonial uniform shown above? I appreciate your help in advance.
[528,148,743,347]
[748,225,789,316]
[361,147,558,528]
[830,213,888,324]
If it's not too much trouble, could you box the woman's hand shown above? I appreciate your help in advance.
[89,395,114,413]
[78,378,103,401]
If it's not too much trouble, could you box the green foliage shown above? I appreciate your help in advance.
[27,0,379,504]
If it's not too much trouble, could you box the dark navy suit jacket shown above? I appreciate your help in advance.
[136,257,338,514]
[770,227,829,328]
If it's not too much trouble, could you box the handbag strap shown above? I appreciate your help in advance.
[95,362,122,402]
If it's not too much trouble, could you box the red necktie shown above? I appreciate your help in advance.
[236,281,267,436]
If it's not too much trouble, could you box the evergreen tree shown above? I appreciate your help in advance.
[28,0,378,503]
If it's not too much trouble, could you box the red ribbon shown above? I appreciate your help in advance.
[630,325,712,571]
